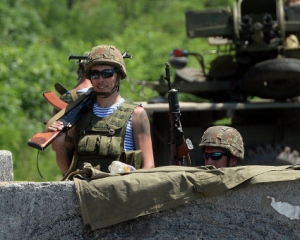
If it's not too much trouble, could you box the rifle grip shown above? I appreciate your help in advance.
[28,131,61,150]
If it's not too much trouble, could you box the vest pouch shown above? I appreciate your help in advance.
[99,136,122,158]
[77,135,100,156]
[121,150,142,169]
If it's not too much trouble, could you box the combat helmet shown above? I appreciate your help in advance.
[85,45,126,79]
[199,126,244,159]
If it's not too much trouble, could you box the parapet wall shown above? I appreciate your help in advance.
[0,150,13,181]
[1,151,299,239]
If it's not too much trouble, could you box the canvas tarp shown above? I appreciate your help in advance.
[72,164,300,231]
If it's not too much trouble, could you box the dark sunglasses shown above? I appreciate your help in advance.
[90,69,118,79]
[203,152,230,161]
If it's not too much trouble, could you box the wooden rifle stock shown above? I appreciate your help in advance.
[177,139,193,166]
[28,131,61,150]
[28,90,94,150]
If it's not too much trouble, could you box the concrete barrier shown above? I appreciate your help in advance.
[0,151,299,239]
[0,150,13,181]
[1,179,300,239]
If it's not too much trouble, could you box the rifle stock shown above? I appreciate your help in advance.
[165,62,193,166]
[28,131,61,150]
[177,139,193,161]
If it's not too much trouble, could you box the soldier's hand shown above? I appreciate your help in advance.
[48,120,64,132]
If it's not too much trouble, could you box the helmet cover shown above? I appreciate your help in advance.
[199,126,244,159]
[85,45,126,79]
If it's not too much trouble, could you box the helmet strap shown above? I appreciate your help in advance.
[226,153,231,167]
[95,79,120,98]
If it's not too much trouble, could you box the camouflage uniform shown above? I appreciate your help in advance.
[199,126,244,159]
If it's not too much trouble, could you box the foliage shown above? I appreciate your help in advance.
[0,0,233,181]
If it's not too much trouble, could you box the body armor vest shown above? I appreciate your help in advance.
[70,101,142,173]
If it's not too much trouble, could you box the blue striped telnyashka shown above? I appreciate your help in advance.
[93,98,135,151]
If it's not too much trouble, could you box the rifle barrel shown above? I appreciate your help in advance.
[164,62,172,90]
[68,54,88,61]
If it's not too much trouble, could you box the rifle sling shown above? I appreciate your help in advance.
[70,89,78,101]
[44,89,94,132]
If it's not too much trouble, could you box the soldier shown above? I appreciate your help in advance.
[49,51,93,167]
[48,45,155,175]
[51,51,92,117]
[199,126,244,168]
[58,51,92,104]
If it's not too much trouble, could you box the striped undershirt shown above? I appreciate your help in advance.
[93,98,135,151]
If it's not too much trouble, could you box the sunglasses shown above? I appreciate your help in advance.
[203,152,230,161]
[90,69,118,79]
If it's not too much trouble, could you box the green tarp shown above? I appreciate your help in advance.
[72,164,300,231]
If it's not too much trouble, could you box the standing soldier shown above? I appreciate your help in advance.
[48,45,155,175]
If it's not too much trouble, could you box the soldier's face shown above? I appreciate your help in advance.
[203,146,237,168]
[90,65,119,94]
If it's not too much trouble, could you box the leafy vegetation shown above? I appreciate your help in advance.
[0,0,234,181]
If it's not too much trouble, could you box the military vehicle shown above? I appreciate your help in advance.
[139,0,300,166]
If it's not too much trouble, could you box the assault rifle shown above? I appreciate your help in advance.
[28,89,95,150]
[67,49,132,62]
[165,62,193,166]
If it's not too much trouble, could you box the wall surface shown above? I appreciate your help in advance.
[1,151,300,239]
[1,180,300,239]
[0,150,13,181]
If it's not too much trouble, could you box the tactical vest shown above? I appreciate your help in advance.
[70,101,142,173]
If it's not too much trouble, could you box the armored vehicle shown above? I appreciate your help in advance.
[140,0,300,166]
